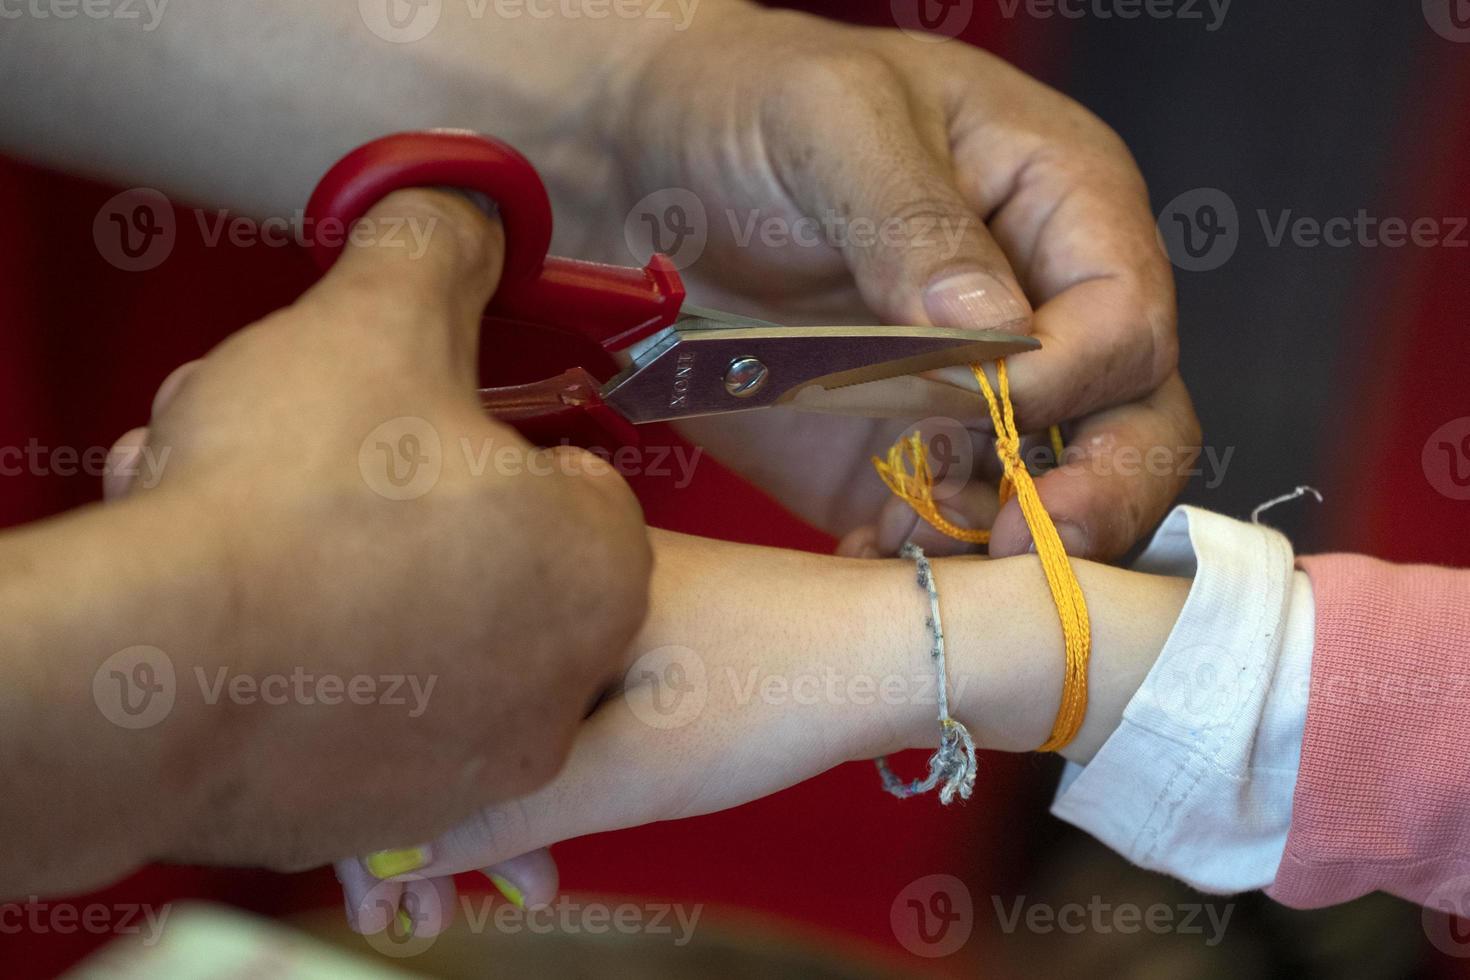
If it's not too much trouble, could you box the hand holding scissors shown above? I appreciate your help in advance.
[306,131,1038,450]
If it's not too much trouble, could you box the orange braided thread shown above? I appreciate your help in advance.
[872,359,1092,753]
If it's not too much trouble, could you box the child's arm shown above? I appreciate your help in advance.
[343,506,1470,931]
[338,525,1191,933]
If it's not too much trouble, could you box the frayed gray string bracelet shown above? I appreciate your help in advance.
[874,542,978,804]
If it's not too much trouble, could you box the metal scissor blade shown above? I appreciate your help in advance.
[600,320,1038,424]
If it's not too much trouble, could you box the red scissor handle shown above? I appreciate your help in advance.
[305,130,685,353]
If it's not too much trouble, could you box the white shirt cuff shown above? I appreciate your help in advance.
[1050,505,1314,894]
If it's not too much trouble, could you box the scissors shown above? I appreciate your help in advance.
[305,130,1038,445]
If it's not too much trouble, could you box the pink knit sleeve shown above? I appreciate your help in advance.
[1268,554,1470,909]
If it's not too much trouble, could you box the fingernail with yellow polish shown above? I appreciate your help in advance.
[487,872,525,909]
[365,846,429,879]
[395,909,413,937]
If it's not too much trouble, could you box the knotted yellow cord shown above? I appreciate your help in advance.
[872,359,1091,752]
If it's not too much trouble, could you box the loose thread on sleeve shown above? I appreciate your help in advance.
[872,358,1092,757]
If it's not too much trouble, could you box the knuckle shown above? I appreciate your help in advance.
[1046,95,1133,161]
[564,451,648,534]
[1081,116,1137,169]
[1022,103,1152,206]
[1183,409,1203,449]
[544,445,618,484]
[1103,277,1179,399]
[780,47,901,103]
[1142,297,1181,389]
[461,800,529,856]
[1161,375,1203,447]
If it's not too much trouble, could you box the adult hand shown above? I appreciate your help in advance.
[595,3,1198,559]
[72,190,650,893]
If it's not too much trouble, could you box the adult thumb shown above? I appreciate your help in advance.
[315,187,506,361]
[856,172,1031,333]
[784,82,1032,332]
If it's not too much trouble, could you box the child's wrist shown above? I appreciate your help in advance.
[842,554,1052,762]
[937,557,1190,765]
[877,553,1122,761]
[937,555,1063,754]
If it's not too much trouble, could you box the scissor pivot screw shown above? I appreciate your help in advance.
[724,357,770,398]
